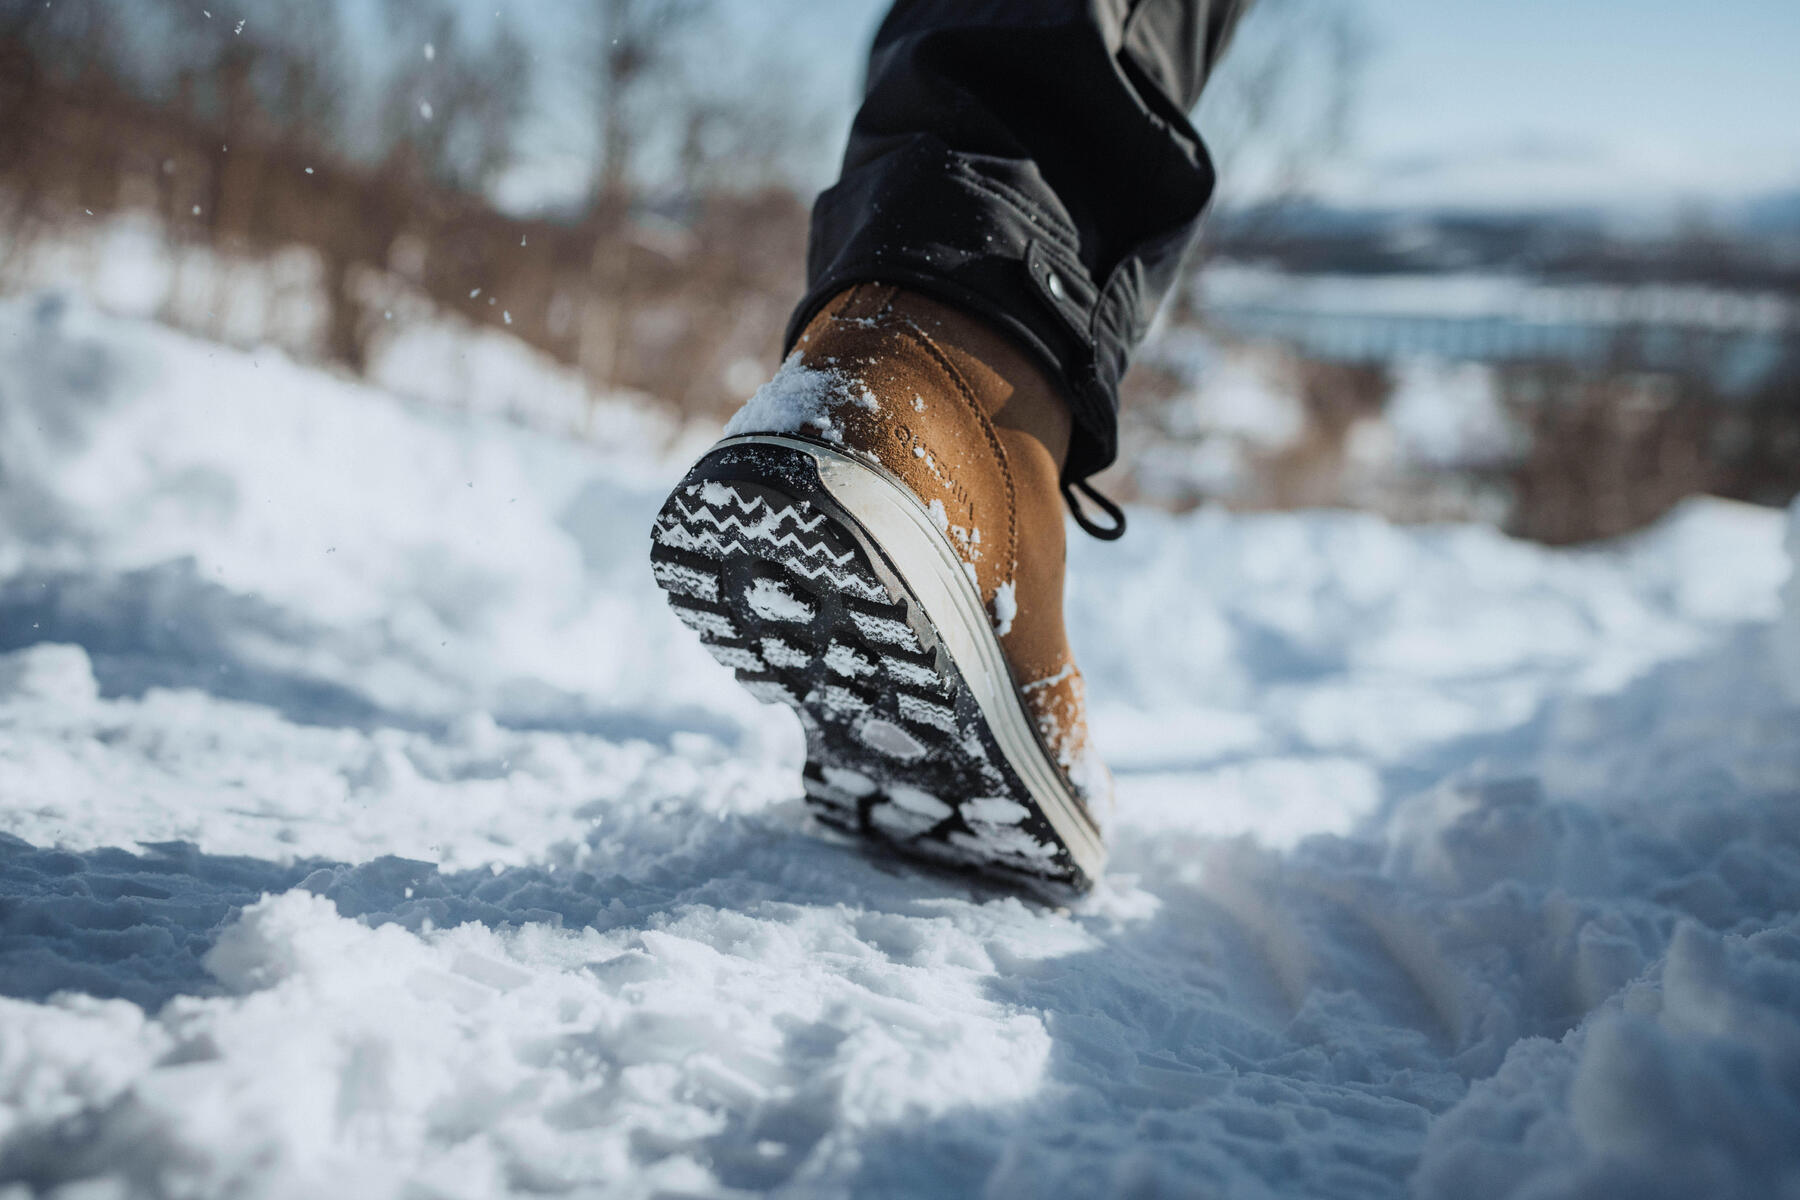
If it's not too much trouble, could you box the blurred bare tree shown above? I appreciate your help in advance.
[377,2,532,193]
[0,0,813,420]
[590,0,709,205]
[1192,0,1368,225]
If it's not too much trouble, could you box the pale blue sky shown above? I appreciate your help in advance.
[1336,0,1800,209]
[758,0,1800,213]
[473,0,1799,216]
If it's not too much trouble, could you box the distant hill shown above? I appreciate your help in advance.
[1741,189,1800,237]
[1202,200,1800,293]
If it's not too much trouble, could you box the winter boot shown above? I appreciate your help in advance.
[649,284,1111,891]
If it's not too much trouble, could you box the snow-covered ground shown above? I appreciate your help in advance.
[2,293,1798,1199]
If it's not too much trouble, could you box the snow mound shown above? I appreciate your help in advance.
[1,295,1797,1198]
[1416,916,1800,1200]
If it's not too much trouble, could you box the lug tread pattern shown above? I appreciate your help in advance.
[650,447,1084,889]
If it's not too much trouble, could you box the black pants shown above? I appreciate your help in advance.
[789,0,1253,487]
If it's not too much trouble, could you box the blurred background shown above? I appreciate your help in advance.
[1,0,1795,545]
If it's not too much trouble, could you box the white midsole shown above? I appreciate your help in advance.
[711,434,1107,882]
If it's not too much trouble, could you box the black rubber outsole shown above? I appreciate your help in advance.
[649,440,1092,892]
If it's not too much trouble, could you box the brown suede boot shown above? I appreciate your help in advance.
[650,284,1110,891]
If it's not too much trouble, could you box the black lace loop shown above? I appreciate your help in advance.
[1060,478,1127,541]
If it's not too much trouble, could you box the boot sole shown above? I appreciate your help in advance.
[649,434,1105,893]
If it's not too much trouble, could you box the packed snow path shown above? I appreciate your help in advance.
[2,295,1799,1199]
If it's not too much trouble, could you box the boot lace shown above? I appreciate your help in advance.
[1061,478,1126,540]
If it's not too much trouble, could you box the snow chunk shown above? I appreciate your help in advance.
[722,353,866,445]
[670,604,737,640]
[888,785,952,821]
[859,717,925,760]
[759,635,810,669]
[650,560,719,602]
[949,826,1057,861]
[745,577,813,624]
[820,683,870,719]
[991,580,1017,637]
[872,802,938,839]
[0,643,99,708]
[821,765,877,797]
[963,797,1029,825]
[880,655,939,689]
[203,888,359,992]
[824,641,876,678]
[897,692,957,733]
[850,610,919,650]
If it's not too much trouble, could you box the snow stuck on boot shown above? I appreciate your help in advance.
[722,351,877,447]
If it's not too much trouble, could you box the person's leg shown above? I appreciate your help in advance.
[652,0,1249,891]
[793,0,1254,491]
